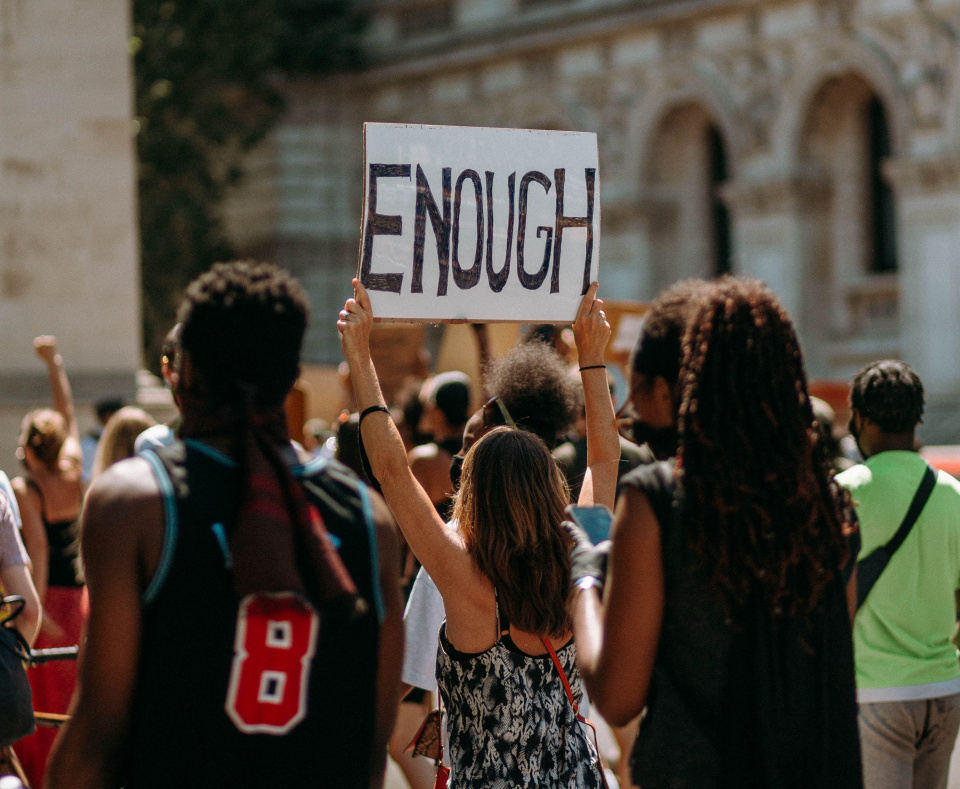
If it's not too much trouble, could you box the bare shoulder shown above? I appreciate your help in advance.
[83,457,163,544]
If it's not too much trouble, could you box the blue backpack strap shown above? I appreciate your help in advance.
[140,447,180,605]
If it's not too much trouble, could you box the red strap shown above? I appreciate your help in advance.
[541,636,581,717]
[541,636,610,789]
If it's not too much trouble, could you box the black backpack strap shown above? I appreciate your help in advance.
[856,462,937,610]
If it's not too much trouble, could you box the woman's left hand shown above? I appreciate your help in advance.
[337,278,374,359]
[573,282,611,367]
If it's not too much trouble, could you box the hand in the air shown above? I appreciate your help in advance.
[573,282,610,369]
[337,278,374,359]
[34,336,60,365]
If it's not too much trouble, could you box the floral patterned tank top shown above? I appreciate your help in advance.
[436,595,605,789]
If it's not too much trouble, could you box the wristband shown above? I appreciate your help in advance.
[575,576,603,593]
[359,404,389,427]
[578,364,606,373]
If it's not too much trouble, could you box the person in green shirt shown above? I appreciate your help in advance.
[837,360,960,789]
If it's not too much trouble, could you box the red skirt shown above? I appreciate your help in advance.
[15,585,88,789]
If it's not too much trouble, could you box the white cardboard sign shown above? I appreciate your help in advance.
[357,123,600,322]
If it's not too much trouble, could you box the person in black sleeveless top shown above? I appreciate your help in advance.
[567,277,863,789]
[47,262,404,789]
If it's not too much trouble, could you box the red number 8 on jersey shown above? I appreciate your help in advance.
[225,592,320,735]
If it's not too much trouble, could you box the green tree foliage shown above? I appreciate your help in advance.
[133,0,361,369]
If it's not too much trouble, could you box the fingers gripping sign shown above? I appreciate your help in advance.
[338,278,375,357]
[225,592,319,735]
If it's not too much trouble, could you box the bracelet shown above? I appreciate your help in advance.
[359,404,390,427]
[578,364,606,373]
[575,576,603,593]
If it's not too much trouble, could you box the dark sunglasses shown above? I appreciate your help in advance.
[482,396,516,429]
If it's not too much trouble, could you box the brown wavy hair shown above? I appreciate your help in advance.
[452,427,572,637]
[21,408,67,469]
[676,277,852,619]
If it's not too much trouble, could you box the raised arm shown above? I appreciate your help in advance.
[567,486,664,726]
[337,280,479,603]
[574,283,619,509]
[34,336,82,468]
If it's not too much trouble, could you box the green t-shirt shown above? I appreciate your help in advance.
[838,451,960,693]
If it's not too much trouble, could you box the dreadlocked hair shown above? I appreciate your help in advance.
[850,360,924,433]
[676,277,852,621]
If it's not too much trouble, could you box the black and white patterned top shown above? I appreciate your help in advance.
[436,600,605,789]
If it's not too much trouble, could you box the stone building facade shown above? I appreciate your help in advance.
[223,0,960,442]
[0,0,142,473]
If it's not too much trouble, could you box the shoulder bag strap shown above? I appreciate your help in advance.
[541,636,583,720]
[541,637,610,789]
[856,462,937,610]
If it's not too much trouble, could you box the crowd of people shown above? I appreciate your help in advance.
[0,259,958,789]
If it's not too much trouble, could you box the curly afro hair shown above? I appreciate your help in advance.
[178,261,308,406]
[850,360,924,434]
[484,341,578,449]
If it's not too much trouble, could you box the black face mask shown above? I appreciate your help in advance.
[629,420,678,460]
[449,454,465,490]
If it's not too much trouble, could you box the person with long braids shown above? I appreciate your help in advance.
[339,278,618,788]
[567,277,863,788]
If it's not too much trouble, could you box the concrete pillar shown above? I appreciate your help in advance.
[0,0,141,473]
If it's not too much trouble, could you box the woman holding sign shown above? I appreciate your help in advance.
[565,277,862,788]
[338,279,617,788]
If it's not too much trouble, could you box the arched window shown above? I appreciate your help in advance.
[797,74,900,377]
[644,104,733,295]
[708,125,732,276]
[868,95,897,273]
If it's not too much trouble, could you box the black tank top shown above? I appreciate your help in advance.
[122,440,384,789]
[619,462,862,789]
[26,478,83,587]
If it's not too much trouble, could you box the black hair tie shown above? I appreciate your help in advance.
[359,404,390,427]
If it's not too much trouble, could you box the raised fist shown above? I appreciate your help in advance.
[34,335,59,364]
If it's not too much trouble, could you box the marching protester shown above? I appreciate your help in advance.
[0,487,41,758]
[568,277,863,788]
[837,361,960,789]
[47,262,404,789]
[408,372,471,521]
[339,278,619,788]
[399,326,581,697]
[0,489,41,647]
[11,336,87,789]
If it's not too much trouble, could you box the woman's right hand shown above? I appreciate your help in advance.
[337,278,374,360]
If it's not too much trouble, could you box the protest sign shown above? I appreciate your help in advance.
[358,123,600,322]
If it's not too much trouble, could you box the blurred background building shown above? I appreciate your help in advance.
[0,0,143,471]
[224,0,960,442]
